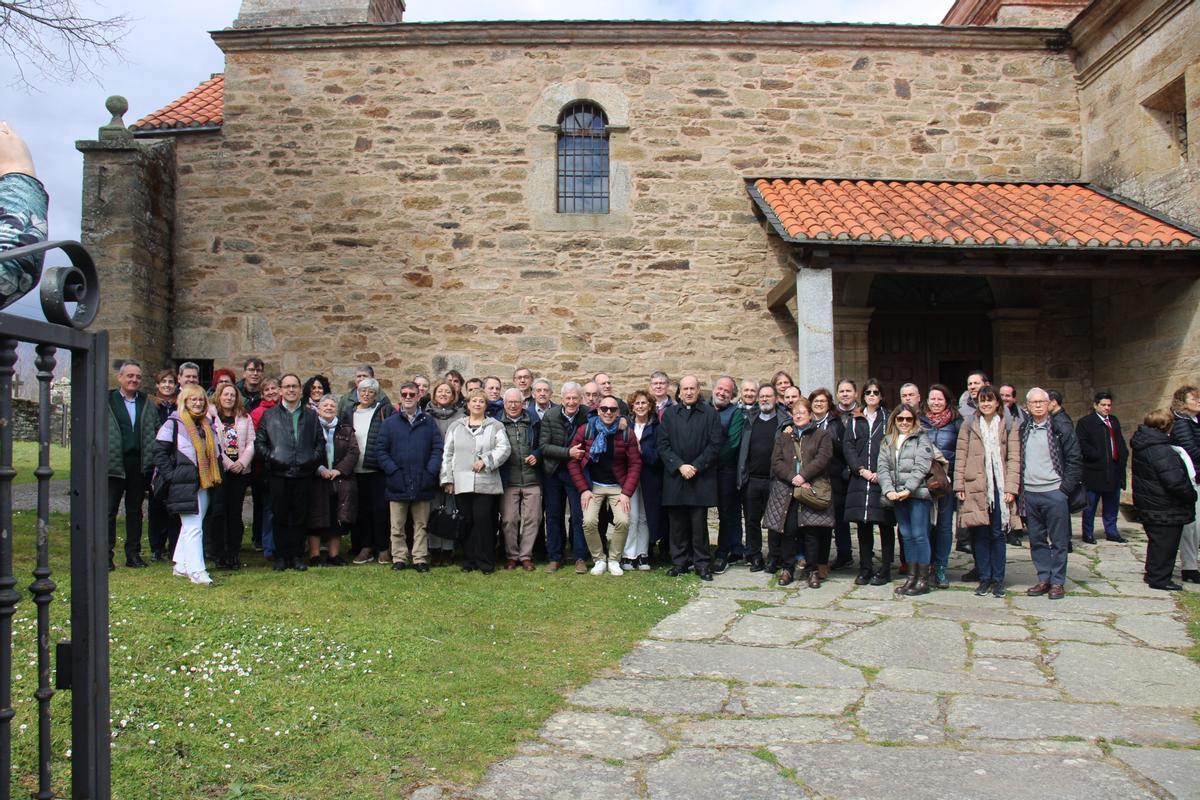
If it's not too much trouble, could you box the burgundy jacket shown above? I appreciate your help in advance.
[567,422,643,496]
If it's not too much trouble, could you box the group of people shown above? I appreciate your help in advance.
[104,357,1200,595]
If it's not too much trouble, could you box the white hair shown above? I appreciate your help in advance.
[561,381,582,395]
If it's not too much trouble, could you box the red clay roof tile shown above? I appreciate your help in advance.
[752,178,1199,249]
[132,75,224,132]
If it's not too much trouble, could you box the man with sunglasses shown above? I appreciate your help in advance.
[567,395,642,575]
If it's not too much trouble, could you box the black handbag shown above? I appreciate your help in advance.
[430,492,469,542]
[1067,481,1087,514]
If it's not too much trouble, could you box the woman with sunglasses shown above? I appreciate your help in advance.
[878,404,936,596]
[844,379,897,585]
[954,386,1021,597]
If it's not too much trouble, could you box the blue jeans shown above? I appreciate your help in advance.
[715,464,744,557]
[893,498,932,564]
[930,491,956,568]
[544,468,585,562]
[1026,489,1071,585]
[971,488,1007,582]
[1083,487,1120,540]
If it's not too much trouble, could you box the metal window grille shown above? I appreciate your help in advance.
[557,103,609,214]
[1173,110,1188,157]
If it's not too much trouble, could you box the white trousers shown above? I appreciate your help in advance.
[624,485,650,559]
[174,489,209,577]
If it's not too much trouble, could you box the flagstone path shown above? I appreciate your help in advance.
[420,519,1200,798]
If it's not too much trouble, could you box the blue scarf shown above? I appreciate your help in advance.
[589,417,620,459]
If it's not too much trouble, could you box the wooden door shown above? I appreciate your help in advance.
[868,311,992,409]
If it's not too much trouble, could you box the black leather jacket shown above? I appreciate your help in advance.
[254,402,324,478]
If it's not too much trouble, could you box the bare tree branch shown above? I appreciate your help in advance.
[0,1,130,85]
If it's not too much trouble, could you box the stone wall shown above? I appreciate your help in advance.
[1072,0,1200,228]
[77,136,177,376]
[9,398,70,444]
[155,26,1081,394]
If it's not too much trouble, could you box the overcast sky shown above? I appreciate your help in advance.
[3,0,949,318]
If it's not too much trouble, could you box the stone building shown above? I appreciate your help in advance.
[78,0,1200,416]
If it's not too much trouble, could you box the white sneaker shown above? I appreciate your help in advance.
[189,571,213,586]
[589,559,607,575]
[608,560,624,576]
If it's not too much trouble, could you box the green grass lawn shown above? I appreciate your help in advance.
[1182,590,1200,664]
[10,440,71,484]
[7,511,694,799]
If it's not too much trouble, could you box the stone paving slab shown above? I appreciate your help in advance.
[769,744,1157,799]
[780,583,854,607]
[1112,746,1200,799]
[698,587,787,604]
[969,658,1049,686]
[919,604,1022,625]
[839,598,916,616]
[857,690,945,744]
[678,716,853,746]
[1113,614,1192,649]
[733,686,861,717]
[873,667,1061,700]
[964,738,1104,758]
[971,639,1041,659]
[1038,619,1128,644]
[969,622,1030,640]
[725,614,820,645]
[644,748,808,800]
[1011,594,1176,617]
[756,605,879,624]
[538,711,669,758]
[650,598,741,640]
[472,755,639,800]
[568,677,730,715]
[709,570,775,589]
[1051,642,1200,707]
[947,696,1200,744]
[621,640,867,687]
[824,618,967,671]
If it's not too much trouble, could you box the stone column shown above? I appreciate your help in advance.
[833,306,874,385]
[794,266,834,392]
[76,97,176,374]
[988,307,1041,394]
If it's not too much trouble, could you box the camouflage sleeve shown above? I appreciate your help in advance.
[0,172,49,310]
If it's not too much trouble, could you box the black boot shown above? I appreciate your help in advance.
[905,564,930,596]
[894,567,917,596]
[870,565,892,586]
[855,558,873,585]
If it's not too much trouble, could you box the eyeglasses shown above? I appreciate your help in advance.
[400,392,417,398]
[896,416,915,422]
[865,389,881,396]
[598,406,619,413]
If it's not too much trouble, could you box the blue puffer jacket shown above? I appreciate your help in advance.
[375,409,445,501]
[921,415,962,477]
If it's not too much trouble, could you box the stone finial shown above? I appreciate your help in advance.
[99,95,133,140]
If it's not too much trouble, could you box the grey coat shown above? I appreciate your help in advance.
[878,429,935,504]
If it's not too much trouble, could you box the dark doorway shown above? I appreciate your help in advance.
[866,276,994,409]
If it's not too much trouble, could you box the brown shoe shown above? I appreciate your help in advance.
[817,564,830,580]
[807,571,821,588]
[574,559,587,574]
[377,552,392,564]
[777,569,794,587]
[545,561,561,573]
[1026,581,1051,596]
[521,559,535,572]
[1048,584,1066,600]
[504,559,517,570]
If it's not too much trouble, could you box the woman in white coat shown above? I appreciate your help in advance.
[441,389,511,574]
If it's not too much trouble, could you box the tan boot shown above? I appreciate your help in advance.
[818,564,830,581]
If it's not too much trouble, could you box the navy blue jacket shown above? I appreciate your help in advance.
[375,409,444,501]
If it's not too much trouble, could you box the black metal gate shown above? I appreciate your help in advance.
[0,240,109,800]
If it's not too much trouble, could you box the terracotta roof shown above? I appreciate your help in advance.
[132,75,224,132]
[750,178,1200,249]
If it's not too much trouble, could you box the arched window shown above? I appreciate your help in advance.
[557,102,609,214]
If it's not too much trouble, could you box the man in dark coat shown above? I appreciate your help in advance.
[376,382,444,573]
[255,373,324,572]
[1076,391,1130,544]
[106,360,158,570]
[657,375,723,581]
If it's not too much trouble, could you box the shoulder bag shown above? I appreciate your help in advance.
[793,439,832,510]
[926,459,950,499]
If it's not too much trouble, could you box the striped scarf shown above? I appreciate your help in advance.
[181,410,222,490]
